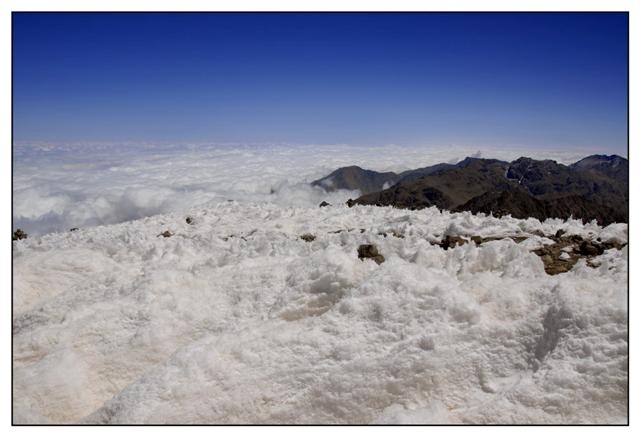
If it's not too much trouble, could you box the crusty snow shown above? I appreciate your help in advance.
[13,200,628,424]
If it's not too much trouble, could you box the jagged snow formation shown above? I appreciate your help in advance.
[13,202,628,424]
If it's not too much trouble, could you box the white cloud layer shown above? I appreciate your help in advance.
[13,143,600,236]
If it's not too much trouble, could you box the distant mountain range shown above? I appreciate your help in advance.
[311,154,628,225]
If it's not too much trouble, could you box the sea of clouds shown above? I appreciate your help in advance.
[12,142,601,236]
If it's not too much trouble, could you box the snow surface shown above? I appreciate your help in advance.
[13,200,628,424]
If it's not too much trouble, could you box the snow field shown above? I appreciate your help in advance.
[12,202,628,424]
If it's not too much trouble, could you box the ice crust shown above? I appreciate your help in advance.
[13,202,628,424]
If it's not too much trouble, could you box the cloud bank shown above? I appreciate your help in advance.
[13,143,599,235]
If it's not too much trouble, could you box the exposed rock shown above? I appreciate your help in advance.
[69,228,79,232]
[346,199,355,208]
[470,236,483,244]
[509,236,529,243]
[186,217,194,225]
[12,229,27,241]
[300,233,316,242]
[158,230,173,238]
[568,234,584,243]
[319,201,331,208]
[439,235,466,250]
[541,254,553,265]
[533,241,580,275]
[555,229,566,238]
[579,241,603,256]
[357,244,385,264]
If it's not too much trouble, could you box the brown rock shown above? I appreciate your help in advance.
[440,235,466,249]
[358,244,385,264]
[300,233,316,242]
[12,229,27,241]
[579,241,603,256]
[158,230,173,238]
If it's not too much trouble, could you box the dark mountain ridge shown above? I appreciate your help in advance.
[312,154,628,225]
[311,162,457,195]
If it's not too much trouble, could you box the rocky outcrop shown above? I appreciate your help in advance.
[300,233,316,242]
[13,229,28,241]
[357,244,385,264]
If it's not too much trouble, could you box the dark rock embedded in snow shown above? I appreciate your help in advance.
[186,217,194,225]
[357,244,385,264]
[12,229,28,241]
[319,201,331,208]
[579,241,603,256]
[300,233,316,242]
[440,235,467,250]
[346,198,356,208]
[158,230,173,238]
[470,236,483,244]
[69,228,79,232]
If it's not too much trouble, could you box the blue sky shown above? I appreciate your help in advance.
[13,13,628,153]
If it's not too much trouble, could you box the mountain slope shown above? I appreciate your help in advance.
[455,187,627,225]
[569,154,628,182]
[311,166,399,195]
[344,155,628,224]
[310,162,458,195]
[354,158,512,210]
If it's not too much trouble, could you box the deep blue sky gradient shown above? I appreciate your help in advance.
[13,13,628,152]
